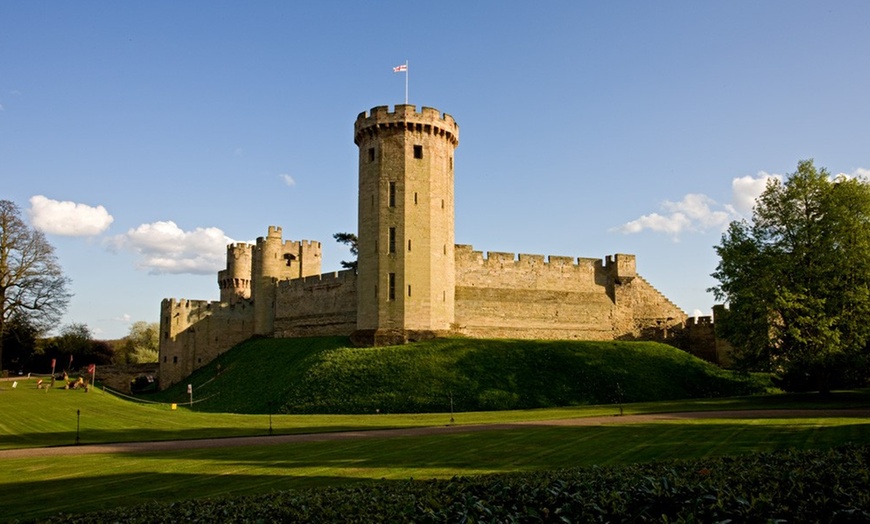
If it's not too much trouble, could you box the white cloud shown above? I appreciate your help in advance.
[731,172,780,216]
[110,221,232,275]
[612,171,787,238]
[840,167,870,179]
[28,195,114,236]
[612,193,733,239]
[280,174,296,186]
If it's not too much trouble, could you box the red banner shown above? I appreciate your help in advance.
[87,363,95,374]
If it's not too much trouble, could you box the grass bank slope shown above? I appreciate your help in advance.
[153,337,767,414]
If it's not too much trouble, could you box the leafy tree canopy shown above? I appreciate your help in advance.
[118,320,159,364]
[0,200,71,372]
[710,160,870,390]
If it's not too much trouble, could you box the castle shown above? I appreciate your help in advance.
[158,104,690,389]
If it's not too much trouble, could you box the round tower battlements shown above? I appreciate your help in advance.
[354,105,458,147]
[218,243,253,303]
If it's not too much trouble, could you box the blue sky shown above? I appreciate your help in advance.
[2,1,868,339]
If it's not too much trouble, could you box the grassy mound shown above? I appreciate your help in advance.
[151,337,767,414]
[43,445,870,523]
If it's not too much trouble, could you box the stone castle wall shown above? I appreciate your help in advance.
[159,237,691,389]
[159,298,255,388]
[158,103,701,390]
[453,246,686,340]
[274,270,358,338]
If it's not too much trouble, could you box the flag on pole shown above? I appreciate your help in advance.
[87,363,96,374]
[393,61,409,103]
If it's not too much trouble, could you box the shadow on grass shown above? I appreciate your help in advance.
[3,420,869,521]
[1,473,367,522]
[0,424,418,450]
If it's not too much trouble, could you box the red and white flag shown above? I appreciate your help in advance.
[393,64,407,73]
[88,363,96,374]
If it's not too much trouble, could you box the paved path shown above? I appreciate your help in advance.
[3,408,868,460]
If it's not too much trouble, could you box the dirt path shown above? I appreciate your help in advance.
[3,408,868,460]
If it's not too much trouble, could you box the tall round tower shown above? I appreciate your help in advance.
[352,105,459,346]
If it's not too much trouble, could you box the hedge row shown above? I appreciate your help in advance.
[41,445,869,523]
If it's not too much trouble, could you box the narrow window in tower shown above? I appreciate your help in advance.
[408,239,412,251]
[388,273,396,301]
[443,244,446,255]
[443,290,446,301]
[414,192,418,205]
[389,182,396,208]
[368,147,375,162]
[173,356,178,364]
[389,227,396,254]
[375,285,378,298]
[408,285,412,297]
[450,157,453,170]
[163,356,167,363]
[441,199,445,209]
[414,145,423,159]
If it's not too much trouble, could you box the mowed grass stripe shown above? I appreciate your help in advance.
[2,417,869,520]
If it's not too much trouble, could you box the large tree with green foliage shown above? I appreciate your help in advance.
[0,200,71,372]
[710,160,870,391]
[118,320,159,364]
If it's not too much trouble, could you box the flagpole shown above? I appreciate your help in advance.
[404,60,409,104]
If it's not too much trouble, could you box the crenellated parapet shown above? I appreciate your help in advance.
[218,243,253,303]
[253,227,322,282]
[455,244,603,271]
[354,104,459,146]
[277,269,358,291]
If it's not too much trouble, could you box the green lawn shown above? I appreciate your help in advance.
[2,416,869,521]
[0,380,870,520]
[1,378,869,521]
[150,337,769,414]
[3,377,867,450]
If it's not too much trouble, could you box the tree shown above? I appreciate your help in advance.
[0,200,71,372]
[710,160,870,391]
[118,321,159,364]
[333,232,358,271]
[0,314,39,372]
[40,323,113,370]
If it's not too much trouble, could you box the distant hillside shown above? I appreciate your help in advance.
[151,337,768,414]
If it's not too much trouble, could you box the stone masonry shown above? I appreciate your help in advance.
[158,104,688,389]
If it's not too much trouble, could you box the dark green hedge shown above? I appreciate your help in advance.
[42,445,869,523]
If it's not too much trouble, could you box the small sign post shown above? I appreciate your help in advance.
[187,384,193,407]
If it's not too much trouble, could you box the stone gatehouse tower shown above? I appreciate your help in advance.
[352,105,459,345]
[158,103,691,389]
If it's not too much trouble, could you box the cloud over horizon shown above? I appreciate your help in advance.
[613,167,868,239]
[612,172,783,239]
[110,221,232,275]
[28,195,114,236]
